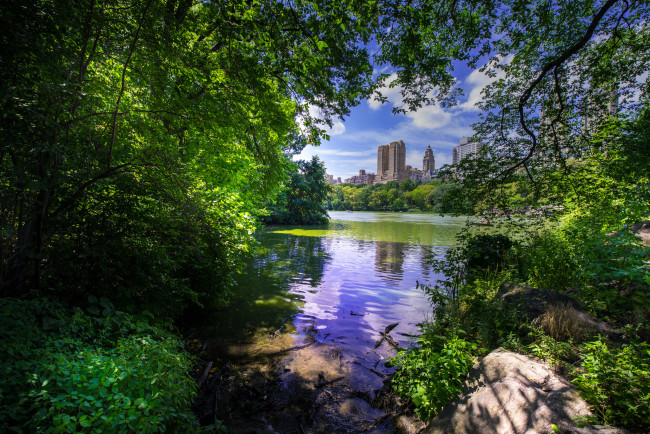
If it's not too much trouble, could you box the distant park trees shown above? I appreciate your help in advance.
[327,180,463,214]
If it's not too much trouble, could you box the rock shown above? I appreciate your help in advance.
[608,220,650,247]
[338,397,385,422]
[499,283,579,318]
[423,348,630,434]
[395,414,426,434]
[499,284,620,339]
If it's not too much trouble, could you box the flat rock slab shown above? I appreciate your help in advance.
[424,348,630,434]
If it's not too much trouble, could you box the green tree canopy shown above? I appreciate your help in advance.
[0,0,382,304]
[263,156,331,225]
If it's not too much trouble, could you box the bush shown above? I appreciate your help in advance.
[391,332,477,420]
[572,339,650,429]
[464,233,514,275]
[523,231,582,291]
[0,298,198,432]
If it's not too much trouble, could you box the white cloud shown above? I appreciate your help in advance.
[368,73,453,131]
[368,73,403,110]
[296,104,347,137]
[459,68,499,112]
[329,121,346,136]
[317,149,376,157]
[405,105,452,129]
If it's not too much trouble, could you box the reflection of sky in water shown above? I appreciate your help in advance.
[271,212,467,364]
[290,236,442,352]
[201,212,466,375]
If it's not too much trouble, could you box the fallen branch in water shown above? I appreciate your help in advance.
[353,360,386,378]
[269,325,284,338]
[197,361,213,390]
[384,323,399,334]
[374,323,400,349]
[380,332,399,349]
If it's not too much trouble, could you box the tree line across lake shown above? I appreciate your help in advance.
[328,179,462,213]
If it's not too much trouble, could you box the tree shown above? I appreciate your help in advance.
[399,178,417,193]
[366,0,649,206]
[0,0,381,305]
[264,156,331,225]
[3,0,648,307]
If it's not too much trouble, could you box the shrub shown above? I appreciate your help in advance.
[391,332,477,420]
[572,339,650,429]
[0,298,198,432]
[527,326,575,368]
[464,233,514,275]
[524,231,582,291]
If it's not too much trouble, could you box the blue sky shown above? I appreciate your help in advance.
[295,62,501,180]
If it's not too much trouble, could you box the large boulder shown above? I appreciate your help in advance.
[423,348,629,434]
[499,284,620,339]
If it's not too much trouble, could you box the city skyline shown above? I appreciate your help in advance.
[295,61,497,179]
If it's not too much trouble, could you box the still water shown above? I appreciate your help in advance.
[202,211,467,390]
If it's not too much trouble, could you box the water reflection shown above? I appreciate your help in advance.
[202,232,332,346]
[374,241,405,284]
[199,212,467,387]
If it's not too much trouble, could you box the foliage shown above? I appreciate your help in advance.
[408,209,648,428]
[521,231,583,291]
[572,339,650,428]
[0,297,198,432]
[391,331,477,420]
[0,0,392,307]
[463,233,514,274]
[263,156,331,225]
[378,1,650,428]
[327,179,465,213]
[527,326,576,367]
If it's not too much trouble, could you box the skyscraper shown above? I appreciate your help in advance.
[423,145,435,172]
[376,140,407,183]
[452,137,482,165]
[377,145,389,175]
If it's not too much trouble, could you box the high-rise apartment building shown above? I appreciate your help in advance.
[376,140,408,183]
[583,89,618,134]
[344,169,376,185]
[377,145,390,175]
[452,137,482,165]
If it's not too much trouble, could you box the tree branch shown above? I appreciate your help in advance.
[500,0,620,179]
[107,0,153,170]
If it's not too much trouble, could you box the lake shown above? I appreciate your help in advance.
[195,211,468,431]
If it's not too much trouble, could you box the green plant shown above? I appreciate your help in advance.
[0,297,199,432]
[572,339,650,429]
[464,233,514,275]
[524,231,582,291]
[527,326,574,367]
[391,332,477,420]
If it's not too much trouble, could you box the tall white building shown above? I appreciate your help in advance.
[452,137,482,165]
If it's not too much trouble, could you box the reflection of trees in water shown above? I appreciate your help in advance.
[373,242,449,284]
[199,233,331,341]
[418,245,447,283]
[257,233,331,288]
[374,241,406,282]
[355,239,374,255]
